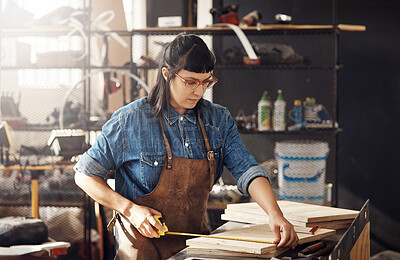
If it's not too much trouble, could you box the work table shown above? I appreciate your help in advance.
[168,200,370,260]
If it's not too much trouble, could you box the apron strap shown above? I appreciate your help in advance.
[198,112,216,190]
[158,116,173,170]
[158,113,216,188]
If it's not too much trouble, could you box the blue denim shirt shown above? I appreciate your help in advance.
[74,97,270,201]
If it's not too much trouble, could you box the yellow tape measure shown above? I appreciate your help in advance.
[154,215,275,244]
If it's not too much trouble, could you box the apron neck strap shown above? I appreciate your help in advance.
[197,112,214,162]
[158,112,215,171]
[158,116,173,169]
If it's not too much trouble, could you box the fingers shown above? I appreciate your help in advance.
[276,224,299,249]
[136,215,161,238]
[272,226,281,244]
[149,215,166,234]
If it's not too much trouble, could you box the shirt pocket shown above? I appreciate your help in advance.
[203,124,223,159]
[140,153,165,191]
[204,124,222,147]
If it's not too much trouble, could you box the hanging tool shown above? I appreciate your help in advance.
[154,215,275,244]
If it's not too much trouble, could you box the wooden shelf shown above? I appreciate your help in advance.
[129,24,366,34]
[239,128,342,135]
[0,165,74,171]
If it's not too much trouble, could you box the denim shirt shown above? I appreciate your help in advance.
[74,97,270,201]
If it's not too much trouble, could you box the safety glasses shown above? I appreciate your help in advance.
[174,73,218,90]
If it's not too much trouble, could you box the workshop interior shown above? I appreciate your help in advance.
[0,0,399,259]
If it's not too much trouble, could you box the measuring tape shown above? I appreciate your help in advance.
[154,215,275,244]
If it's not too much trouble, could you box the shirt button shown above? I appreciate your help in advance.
[180,116,184,121]
[185,142,189,147]
[154,161,158,166]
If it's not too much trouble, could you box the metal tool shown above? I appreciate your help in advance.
[300,241,326,255]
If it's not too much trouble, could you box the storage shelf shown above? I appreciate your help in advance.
[239,128,342,135]
[0,199,83,208]
[134,64,335,71]
[215,64,334,70]
[1,26,77,36]
[127,24,365,36]
[0,65,86,70]
[0,65,140,71]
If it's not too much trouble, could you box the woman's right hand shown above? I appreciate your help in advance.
[125,204,166,238]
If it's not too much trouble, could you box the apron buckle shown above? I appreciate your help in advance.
[207,151,215,161]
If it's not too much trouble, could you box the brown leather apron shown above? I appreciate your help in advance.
[109,113,216,260]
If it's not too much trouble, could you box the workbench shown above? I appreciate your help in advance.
[0,164,75,218]
[169,200,370,260]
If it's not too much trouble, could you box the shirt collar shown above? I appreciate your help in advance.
[162,107,197,125]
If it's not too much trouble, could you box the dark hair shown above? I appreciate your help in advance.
[148,34,216,117]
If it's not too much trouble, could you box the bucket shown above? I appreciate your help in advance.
[275,140,329,205]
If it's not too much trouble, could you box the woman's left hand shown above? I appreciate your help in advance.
[268,212,299,249]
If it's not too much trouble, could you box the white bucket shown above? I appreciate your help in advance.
[275,140,329,205]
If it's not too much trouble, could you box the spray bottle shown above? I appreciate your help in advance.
[273,89,286,131]
[258,91,271,131]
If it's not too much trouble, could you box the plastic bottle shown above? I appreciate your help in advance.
[293,99,302,125]
[273,89,286,131]
[304,97,318,123]
[258,91,271,131]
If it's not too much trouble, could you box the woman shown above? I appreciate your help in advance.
[74,34,298,260]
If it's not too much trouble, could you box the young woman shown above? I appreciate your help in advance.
[74,34,298,260]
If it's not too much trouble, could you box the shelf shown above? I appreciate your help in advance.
[0,64,335,71]
[128,24,366,35]
[0,65,86,70]
[0,199,83,208]
[133,64,335,71]
[1,26,78,36]
[215,64,334,70]
[239,128,342,135]
[1,24,366,37]
[0,164,74,171]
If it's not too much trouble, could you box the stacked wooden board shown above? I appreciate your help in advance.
[222,200,359,230]
[185,201,359,258]
[186,223,336,258]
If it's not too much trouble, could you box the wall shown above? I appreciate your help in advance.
[213,0,400,255]
[337,0,400,254]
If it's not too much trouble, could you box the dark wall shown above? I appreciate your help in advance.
[337,0,400,254]
[213,0,400,255]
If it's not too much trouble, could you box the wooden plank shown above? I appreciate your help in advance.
[350,222,370,260]
[186,224,336,257]
[337,24,367,31]
[225,201,359,223]
[186,247,281,259]
[221,212,353,230]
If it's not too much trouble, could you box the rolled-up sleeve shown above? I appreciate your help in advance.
[222,109,270,195]
[237,165,270,195]
[73,111,124,179]
[74,152,110,179]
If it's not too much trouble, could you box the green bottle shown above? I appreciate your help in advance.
[258,91,271,131]
[273,89,287,131]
